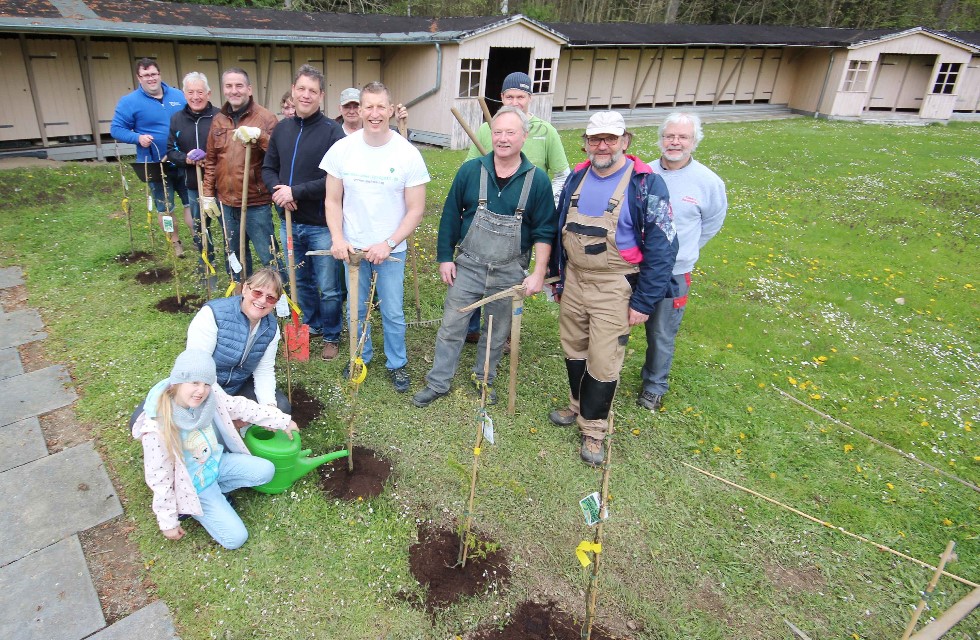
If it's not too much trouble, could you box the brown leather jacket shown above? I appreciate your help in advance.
[202,98,278,206]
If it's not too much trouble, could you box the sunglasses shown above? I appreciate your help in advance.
[246,285,279,306]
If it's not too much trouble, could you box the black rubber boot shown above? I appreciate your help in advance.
[579,372,618,421]
[566,358,587,403]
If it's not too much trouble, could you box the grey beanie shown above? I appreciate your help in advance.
[501,72,532,95]
[168,349,216,386]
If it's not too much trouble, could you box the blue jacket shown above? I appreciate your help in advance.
[549,155,678,315]
[167,102,217,190]
[261,110,345,227]
[206,297,277,395]
[110,83,186,162]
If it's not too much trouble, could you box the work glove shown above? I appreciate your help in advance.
[233,126,262,144]
[187,148,206,162]
[201,196,221,220]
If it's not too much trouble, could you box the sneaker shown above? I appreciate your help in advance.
[321,342,339,361]
[465,331,481,344]
[411,386,447,408]
[637,390,663,411]
[470,373,497,405]
[581,436,605,466]
[548,407,577,426]
[389,366,410,393]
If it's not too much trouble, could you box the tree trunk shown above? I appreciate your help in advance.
[664,0,680,23]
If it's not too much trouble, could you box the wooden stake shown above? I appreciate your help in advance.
[195,164,212,300]
[681,462,977,588]
[346,272,378,474]
[901,541,956,640]
[239,143,252,269]
[583,412,614,640]
[113,141,135,256]
[459,315,493,569]
[159,163,182,305]
[507,293,522,416]
[477,96,492,124]
[908,586,980,640]
[451,108,487,155]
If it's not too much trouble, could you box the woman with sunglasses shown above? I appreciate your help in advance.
[186,267,291,413]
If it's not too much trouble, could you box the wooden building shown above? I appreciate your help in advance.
[0,0,977,159]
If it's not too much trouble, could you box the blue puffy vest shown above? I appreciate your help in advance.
[206,296,276,394]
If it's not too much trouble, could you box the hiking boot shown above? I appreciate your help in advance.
[548,407,578,426]
[581,435,605,466]
[321,342,340,361]
[389,366,410,393]
[411,386,447,408]
[503,336,511,355]
[637,390,663,411]
[172,238,185,258]
[465,331,480,344]
[470,372,497,405]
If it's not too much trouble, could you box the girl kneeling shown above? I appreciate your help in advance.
[132,349,298,549]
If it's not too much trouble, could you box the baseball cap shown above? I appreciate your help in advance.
[339,87,360,106]
[585,111,626,136]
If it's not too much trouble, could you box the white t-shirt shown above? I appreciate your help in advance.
[319,130,430,253]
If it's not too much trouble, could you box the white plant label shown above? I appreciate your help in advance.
[580,492,603,526]
[147,194,154,211]
[276,294,290,317]
[227,252,243,274]
[481,411,494,445]
[161,215,174,233]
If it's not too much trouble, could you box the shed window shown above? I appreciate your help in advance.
[533,59,554,93]
[932,63,961,94]
[458,59,482,98]
[842,60,871,92]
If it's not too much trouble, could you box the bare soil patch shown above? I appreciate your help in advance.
[764,561,826,593]
[408,523,511,612]
[318,445,392,500]
[114,251,152,265]
[288,384,324,429]
[471,600,622,640]
[17,340,50,373]
[154,294,202,314]
[135,267,172,284]
[78,517,153,625]
[0,283,29,311]
[39,405,94,454]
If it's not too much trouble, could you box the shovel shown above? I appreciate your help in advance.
[239,142,252,271]
[282,206,310,361]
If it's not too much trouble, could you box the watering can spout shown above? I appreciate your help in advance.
[290,449,349,481]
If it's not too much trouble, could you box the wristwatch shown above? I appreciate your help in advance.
[385,238,396,249]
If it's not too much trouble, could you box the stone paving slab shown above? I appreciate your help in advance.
[0,346,24,380]
[0,365,76,428]
[89,600,180,640]
[0,309,47,349]
[0,441,121,566]
[0,265,23,289]
[0,417,47,473]
[0,535,105,640]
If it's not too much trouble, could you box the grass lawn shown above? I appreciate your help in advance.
[0,118,977,639]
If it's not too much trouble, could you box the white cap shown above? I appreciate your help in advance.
[339,87,360,106]
[586,111,626,136]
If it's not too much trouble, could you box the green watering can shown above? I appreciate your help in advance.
[244,427,348,494]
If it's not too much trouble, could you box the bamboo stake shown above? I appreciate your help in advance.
[194,164,214,299]
[143,158,157,252]
[901,541,956,640]
[113,141,135,256]
[346,272,378,474]
[459,315,493,569]
[159,163,182,305]
[772,386,980,494]
[681,462,978,588]
[583,412,614,640]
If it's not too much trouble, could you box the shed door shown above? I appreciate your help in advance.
[867,54,935,113]
[485,47,531,116]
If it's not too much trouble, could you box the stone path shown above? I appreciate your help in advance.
[0,266,180,640]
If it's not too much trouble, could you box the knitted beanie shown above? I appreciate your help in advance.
[501,72,532,95]
[168,349,217,386]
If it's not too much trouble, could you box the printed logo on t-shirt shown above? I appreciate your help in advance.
[682,195,700,206]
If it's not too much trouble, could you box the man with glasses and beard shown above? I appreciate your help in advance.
[547,112,677,465]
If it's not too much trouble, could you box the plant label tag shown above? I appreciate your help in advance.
[580,492,602,526]
[227,252,243,274]
[276,294,290,317]
[161,215,174,233]
[122,176,128,191]
[481,412,494,445]
[147,194,154,211]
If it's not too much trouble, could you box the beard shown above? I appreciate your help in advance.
[589,149,623,170]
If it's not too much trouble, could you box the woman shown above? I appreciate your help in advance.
[131,349,298,549]
[186,267,291,413]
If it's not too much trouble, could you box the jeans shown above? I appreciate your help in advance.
[237,376,292,415]
[641,272,691,395]
[344,251,407,370]
[187,189,216,265]
[219,202,277,281]
[149,169,189,214]
[424,252,522,393]
[194,453,274,549]
[279,221,343,344]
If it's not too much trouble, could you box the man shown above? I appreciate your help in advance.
[464,71,569,343]
[335,87,408,136]
[168,71,218,280]
[111,57,188,256]
[412,107,556,408]
[200,68,279,282]
[548,112,677,465]
[321,82,430,392]
[637,112,727,411]
[262,65,346,362]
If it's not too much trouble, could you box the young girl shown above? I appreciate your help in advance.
[132,349,299,549]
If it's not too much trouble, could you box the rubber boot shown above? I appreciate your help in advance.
[549,358,587,426]
[578,372,618,466]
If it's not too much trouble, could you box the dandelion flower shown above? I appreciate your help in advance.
[844,444,854,453]
[746,406,754,413]
[769,472,776,479]
[942,518,953,526]
[713,446,722,453]
[886,483,894,490]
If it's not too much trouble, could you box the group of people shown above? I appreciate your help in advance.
[119,63,726,550]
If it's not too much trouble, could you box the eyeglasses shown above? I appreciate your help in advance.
[246,285,279,306]
[138,72,160,80]
[662,134,692,142]
[586,135,619,147]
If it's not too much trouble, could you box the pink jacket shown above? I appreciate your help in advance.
[131,385,291,531]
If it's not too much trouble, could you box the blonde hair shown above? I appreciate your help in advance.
[244,267,283,297]
[155,386,183,461]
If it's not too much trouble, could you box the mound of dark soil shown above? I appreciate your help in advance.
[318,445,391,500]
[471,600,621,639]
[408,524,511,611]
[288,385,324,429]
[154,295,202,314]
[114,251,152,264]
[135,267,172,284]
